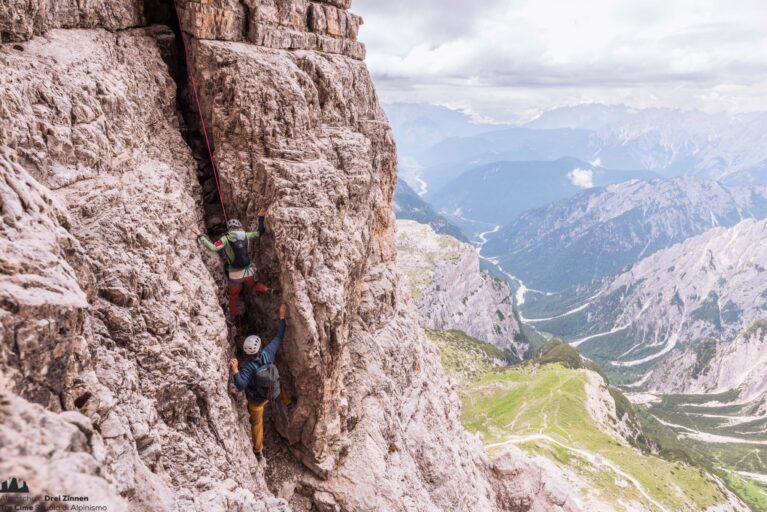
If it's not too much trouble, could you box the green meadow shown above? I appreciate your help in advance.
[432,331,743,511]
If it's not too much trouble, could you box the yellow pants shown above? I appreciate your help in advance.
[247,392,292,452]
[248,401,267,452]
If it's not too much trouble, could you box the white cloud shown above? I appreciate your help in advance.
[568,168,595,189]
[353,0,767,122]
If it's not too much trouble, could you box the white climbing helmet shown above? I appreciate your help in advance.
[227,219,242,230]
[243,335,262,355]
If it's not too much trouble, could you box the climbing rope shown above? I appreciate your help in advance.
[170,0,229,223]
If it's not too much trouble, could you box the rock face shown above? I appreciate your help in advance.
[0,381,129,511]
[187,27,562,510]
[0,26,285,511]
[533,218,767,386]
[188,32,401,477]
[396,220,526,358]
[0,1,579,511]
[0,0,143,42]
[176,0,365,59]
[646,320,767,402]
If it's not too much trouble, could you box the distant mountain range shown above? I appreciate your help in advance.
[417,127,597,192]
[526,104,767,185]
[430,157,659,226]
[484,177,767,291]
[384,102,505,156]
[393,179,468,242]
[387,102,767,397]
[526,218,767,384]
[384,103,767,200]
[384,103,507,193]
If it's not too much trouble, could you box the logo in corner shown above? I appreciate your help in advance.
[0,476,29,493]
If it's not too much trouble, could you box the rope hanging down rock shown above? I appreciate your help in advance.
[171,0,229,223]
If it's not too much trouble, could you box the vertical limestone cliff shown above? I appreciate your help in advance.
[181,4,504,508]
[0,22,284,512]
[395,220,526,358]
[0,1,576,511]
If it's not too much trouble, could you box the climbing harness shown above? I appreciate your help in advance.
[170,0,229,223]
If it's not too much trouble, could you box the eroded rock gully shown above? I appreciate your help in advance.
[0,1,577,510]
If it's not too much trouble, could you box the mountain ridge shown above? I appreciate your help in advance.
[645,319,767,404]
[528,218,767,386]
[431,157,659,227]
[486,176,767,291]
[396,220,527,359]
[394,179,468,242]
[394,102,767,195]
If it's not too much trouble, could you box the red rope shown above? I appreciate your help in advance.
[171,0,229,223]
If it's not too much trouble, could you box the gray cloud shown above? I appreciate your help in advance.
[355,0,505,44]
[352,0,767,122]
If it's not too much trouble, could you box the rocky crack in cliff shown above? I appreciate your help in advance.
[144,0,230,234]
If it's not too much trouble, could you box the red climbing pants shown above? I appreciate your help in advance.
[228,275,269,318]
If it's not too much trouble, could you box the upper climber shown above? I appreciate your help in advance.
[198,207,279,319]
[230,303,292,461]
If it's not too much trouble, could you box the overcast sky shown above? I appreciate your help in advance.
[353,0,767,123]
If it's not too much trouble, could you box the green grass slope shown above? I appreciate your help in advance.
[425,328,508,383]
[461,364,739,511]
[426,328,746,510]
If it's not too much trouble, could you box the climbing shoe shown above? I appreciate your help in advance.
[270,288,282,296]
[255,450,265,461]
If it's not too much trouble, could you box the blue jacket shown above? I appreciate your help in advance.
[233,319,286,402]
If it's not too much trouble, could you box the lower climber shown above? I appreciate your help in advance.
[198,207,278,319]
[230,303,292,461]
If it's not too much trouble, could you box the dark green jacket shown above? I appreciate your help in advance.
[199,217,265,269]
